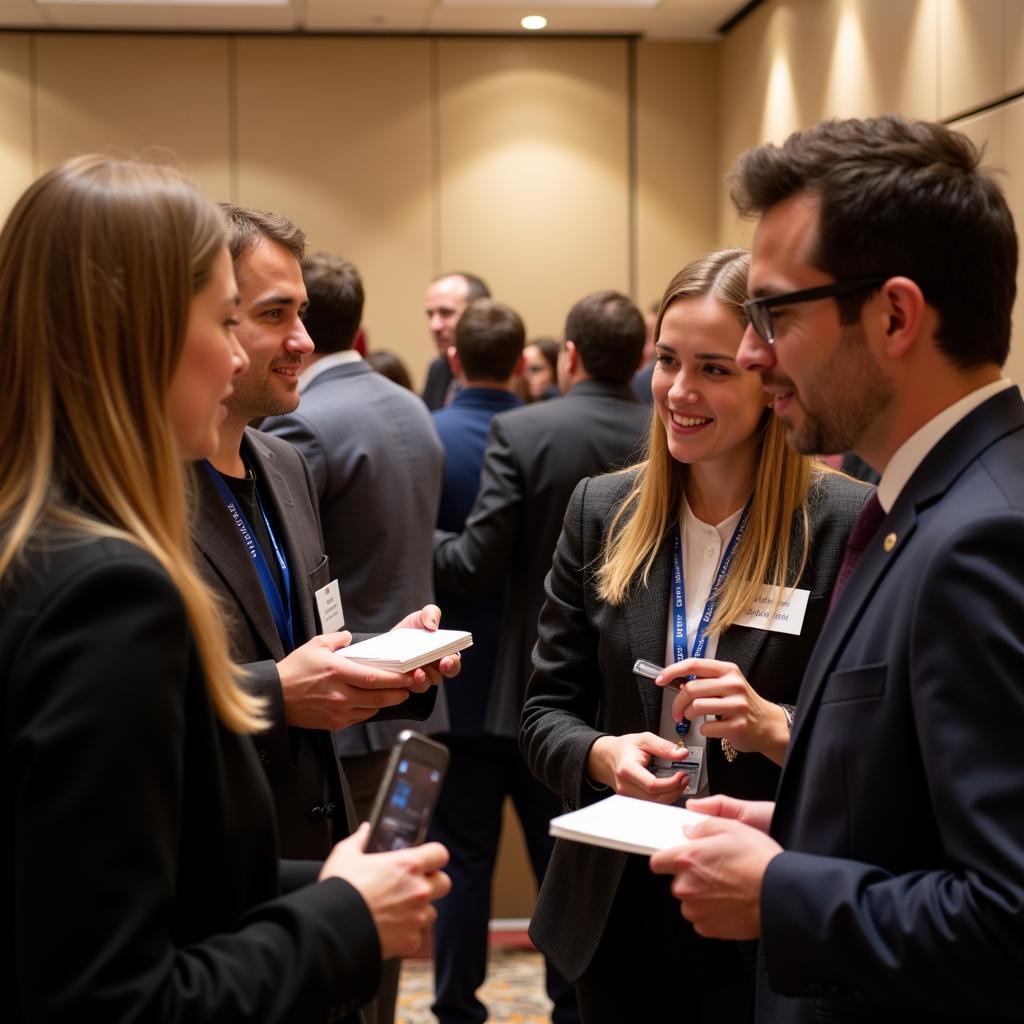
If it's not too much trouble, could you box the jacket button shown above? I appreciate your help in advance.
[259,750,272,765]
[309,805,324,823]
[324,801,336,819]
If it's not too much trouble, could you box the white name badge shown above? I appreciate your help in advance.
[733,585,810,636]
[315,579,345,633]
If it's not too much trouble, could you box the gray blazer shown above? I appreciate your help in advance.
[262,359,448,754]
[520,467,869,981]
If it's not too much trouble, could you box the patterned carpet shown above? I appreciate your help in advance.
[397,946,552,1024]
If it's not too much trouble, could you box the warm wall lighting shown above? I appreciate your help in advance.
[521,15,547,31]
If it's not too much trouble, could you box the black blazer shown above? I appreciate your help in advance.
[2,532,380,1021]
[520,468,868,981]
[422,355,453,411]
[758,387,1024,1023]
[433,380,651,736]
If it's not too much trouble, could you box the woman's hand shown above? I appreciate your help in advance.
[656,659,791,766]
[586,732,691,804]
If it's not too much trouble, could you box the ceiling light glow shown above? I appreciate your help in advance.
[521,15,547,30]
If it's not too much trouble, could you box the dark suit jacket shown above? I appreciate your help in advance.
[759,386,1024,1023]
[193,428,351,860]
[432,386,522,734]
[520,468,868,981]
[422,354,454,411]
[2,532,380,1021]
[433,379,651,736]
[262,361,444,756]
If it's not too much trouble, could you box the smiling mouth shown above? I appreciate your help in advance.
[670,413,712,427]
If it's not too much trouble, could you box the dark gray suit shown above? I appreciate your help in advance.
[263,359,448,755]
[193,428,348,861]
[434,379,651,737]
[520,467,868,983]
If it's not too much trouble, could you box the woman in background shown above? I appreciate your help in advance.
[1,155,447,1022]
[521,248,868,1022]
[520,336,561,402]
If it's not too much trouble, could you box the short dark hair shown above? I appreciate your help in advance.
[300,252,364,354]
[564,290,645,383]
[219,203,306,265]
[433,271,491,302]
[730,115,1017,368]
[454,299,525,381]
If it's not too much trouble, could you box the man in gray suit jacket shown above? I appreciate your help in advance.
[262,251,447,1024]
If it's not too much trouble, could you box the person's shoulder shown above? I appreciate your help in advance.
[4,530,177,615]
[571,466,642,518]
[247,426,309,470]
[811,467,872,509]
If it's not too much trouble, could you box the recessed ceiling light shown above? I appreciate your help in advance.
[521,15,547,30]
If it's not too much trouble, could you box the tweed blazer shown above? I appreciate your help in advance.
[521,467,869,981]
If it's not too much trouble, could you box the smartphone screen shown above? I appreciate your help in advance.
[366,733,449,852]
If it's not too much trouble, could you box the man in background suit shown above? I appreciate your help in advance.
[433,289,649,761]
[193,208,456,1023]
[429,299,574,1024]
[422,271,490,410]
[652,115,1024,1022]
[262,251,447,1024]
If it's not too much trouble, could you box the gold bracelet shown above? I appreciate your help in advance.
[721,737,738,763]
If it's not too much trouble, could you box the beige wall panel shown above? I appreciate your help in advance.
[1005,0,1024,95]
[719,0,938,245]
[437,38,629,340]
[34,33,231,198]
[993,99,1024,382]
[235,37,433,381]
[0,33,33,220]
[635,40,719,309]
[938,0,1003,119]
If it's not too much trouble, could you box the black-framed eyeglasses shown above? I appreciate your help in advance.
[744,276,888,344]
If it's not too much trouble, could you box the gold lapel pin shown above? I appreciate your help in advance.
[883,532,897,553]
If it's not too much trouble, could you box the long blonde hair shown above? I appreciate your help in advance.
[0,155,264,733]
[597,248,816,630]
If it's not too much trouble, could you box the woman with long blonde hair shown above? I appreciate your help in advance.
[521,248,869,1022]
[1,155,447,1021]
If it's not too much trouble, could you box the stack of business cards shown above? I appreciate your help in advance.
[336,628,473,673]
[549,794,705,856]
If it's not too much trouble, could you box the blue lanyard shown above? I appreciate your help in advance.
[203,460,295,653]
[672,503,750,736]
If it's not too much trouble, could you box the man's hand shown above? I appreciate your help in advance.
[586,732,691,804]
[390,604,463,688]
[649,808,782,940]
[276,632,420,730]
[687,794,776,834]
[320,823,451,959]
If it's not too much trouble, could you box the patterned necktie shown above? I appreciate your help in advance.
[828,493,885,614]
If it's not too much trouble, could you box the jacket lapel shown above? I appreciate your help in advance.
[192,456,286,660]
[785,386,1024,764]
[243,429,320,644]
[625,530,673,731]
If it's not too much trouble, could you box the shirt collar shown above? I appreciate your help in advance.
[877,378,1014,512]
[299,350,362,392]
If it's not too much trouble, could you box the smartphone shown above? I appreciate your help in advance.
[365,730,450,853]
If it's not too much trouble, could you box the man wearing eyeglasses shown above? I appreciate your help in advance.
[651,115,1024,1023]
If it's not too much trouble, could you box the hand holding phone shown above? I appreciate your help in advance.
[320,823,451,958]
